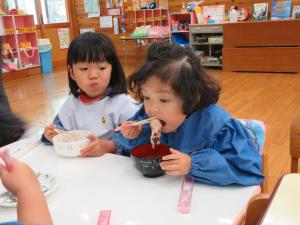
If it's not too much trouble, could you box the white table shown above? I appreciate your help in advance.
[258,173,300,225]
[0,139,258,225]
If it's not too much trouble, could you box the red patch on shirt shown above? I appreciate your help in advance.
[79,93,102,104]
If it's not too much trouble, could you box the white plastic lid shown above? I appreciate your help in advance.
[37,38,51,46]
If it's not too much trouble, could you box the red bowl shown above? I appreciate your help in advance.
[130,144,170,178]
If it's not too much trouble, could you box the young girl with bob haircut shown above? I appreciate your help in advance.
[42,32,140,157]
[111,42,264,186]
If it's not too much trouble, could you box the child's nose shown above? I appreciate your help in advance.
[88,69,99,79]
[148,104,159,115]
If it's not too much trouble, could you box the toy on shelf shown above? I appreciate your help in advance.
[19,41,32,49]
[18,27,37,33]
[228,6,238,22]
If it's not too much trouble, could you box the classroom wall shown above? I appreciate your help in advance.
[72,0,300,68]
[74,0,144,67]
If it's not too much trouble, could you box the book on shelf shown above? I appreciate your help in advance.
[292,5,300,19]
[271,0,291,20]
[252,3,268,20]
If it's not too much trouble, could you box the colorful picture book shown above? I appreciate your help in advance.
[252,3,268,20]
[292,5,300,19]
[271,0,291,20]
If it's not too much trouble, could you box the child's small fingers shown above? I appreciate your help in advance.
[86,134,96,141]
[160,164,179,171]
[80,141,97,157]
[162,154,180,161]
[81,148,102,157]
[46,124,56,129]
[79,149,90,157]
[165,170,181,176]
[169,148,180,154]
[0,164,7,176]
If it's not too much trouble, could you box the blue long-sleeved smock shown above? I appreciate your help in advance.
[0,222,25,225]
[111,104,264,186]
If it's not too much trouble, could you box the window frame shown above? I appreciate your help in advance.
[7,0,69,26]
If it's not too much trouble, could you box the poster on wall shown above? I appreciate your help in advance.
[113,17,119,34]
[108,8,121,16]
[100,16,113,28]
[84,0,100,17]
[57,28,70,49]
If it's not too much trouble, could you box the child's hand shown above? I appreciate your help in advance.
[43,124,58,142]
[120,121,142,139]
[80,134,115,157]
[160,148,192,176]
[0,158,53,225]
[0,158,40,196]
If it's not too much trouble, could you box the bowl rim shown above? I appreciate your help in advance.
[53,130,92,145]
[130,143,170,159]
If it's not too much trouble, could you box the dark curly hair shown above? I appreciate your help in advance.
[67,32,127,97]
[127,42,221,115]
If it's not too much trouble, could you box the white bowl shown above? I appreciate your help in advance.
[53,130,91,157]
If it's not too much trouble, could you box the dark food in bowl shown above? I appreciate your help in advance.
[131,144,170,178]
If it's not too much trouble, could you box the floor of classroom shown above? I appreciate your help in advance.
[3,66,300,193]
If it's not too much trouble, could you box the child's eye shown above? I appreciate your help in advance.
[80,67,88,71]
[160,99,170,103]
[143,96,150,101]
[99,67,106,70]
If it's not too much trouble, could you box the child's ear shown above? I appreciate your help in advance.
[68,65,75,80]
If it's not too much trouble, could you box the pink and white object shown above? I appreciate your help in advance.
[178,177,194,214]
[97,210,111,225]
[0,149,13,171]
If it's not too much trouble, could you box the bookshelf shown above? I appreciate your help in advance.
[189,24,223,67]
[133,9,169,27]
[1,15,40,73]
[169,12,196,46]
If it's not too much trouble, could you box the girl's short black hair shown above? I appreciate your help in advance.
[67,32,127,97]
[127,42,221,115]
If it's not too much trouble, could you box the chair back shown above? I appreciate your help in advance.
[244,193,270,225]
[290,117,300,173]
[239,119,268,192]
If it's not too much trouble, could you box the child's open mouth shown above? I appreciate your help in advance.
[159,119,166,127]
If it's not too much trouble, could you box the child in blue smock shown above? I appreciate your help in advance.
[42,32,140,157]
[111,42,264,186]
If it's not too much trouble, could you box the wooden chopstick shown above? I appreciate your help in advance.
[39,122,65,134]
[132,117,157,126]
[114,117,157,132]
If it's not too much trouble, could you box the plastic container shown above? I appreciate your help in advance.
[38,39,52,74]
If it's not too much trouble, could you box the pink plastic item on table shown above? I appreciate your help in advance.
[97,210,111,225]
[177,177,194,214]
[0,149,13,171]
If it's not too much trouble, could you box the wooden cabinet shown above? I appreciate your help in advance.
[1,15,40,73]
[223,20,300,73]
[189,24,223,67]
